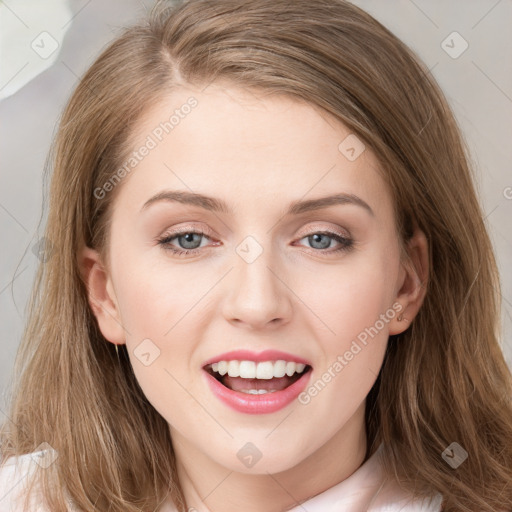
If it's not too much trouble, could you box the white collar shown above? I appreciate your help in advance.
[286,443,443,512]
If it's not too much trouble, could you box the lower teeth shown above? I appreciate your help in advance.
[239,389,279,394]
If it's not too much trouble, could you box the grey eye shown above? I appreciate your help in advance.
[176,232,204,249]
[305,233,334,250]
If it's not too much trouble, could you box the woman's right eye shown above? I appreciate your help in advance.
[157,230,214,257]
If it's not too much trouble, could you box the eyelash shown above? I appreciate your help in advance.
[156,228,354,257]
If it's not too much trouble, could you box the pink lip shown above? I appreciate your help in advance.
[203,367,312,414]
[202,349,311,367]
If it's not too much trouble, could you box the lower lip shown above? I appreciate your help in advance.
[203,368,312,414]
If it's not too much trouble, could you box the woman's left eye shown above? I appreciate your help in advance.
[296,231,353,253]
[157,229,354,257]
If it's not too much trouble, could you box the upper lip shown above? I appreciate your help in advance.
[202,349,312,368]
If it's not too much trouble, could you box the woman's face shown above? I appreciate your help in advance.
[83,84,423,475]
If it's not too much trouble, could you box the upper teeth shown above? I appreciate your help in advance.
[211,360,307,379]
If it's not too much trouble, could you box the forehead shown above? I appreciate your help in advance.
[111,84,392,220]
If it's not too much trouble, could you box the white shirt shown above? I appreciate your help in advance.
[0,449,56,511]
[0,444,443,511]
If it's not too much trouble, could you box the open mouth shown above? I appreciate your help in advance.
[203,360,313,394]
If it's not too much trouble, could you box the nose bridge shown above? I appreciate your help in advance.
[222,233,292,328]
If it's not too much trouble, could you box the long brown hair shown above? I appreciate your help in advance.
[1,1,511,511]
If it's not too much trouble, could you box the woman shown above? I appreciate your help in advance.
[1,0,511,511]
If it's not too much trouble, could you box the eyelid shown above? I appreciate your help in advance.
[158,223,216,239]
[295,222,351,240]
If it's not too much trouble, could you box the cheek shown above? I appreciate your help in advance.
[110,260,194,375]
[114,260,199,340]
[300,250,398,345]
[112,265,206,426]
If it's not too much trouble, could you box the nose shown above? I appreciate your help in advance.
[222,242,293,331]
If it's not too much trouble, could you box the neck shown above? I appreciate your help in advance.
[170,402,368,512]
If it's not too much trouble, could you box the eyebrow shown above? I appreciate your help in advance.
[140,190,374,217]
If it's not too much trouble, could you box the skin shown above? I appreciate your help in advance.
[81,83,428,512]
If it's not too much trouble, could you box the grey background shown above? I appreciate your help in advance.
[1,0,511,416]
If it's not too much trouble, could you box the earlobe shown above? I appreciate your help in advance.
[79,246,126,345]
[388,228,429,336]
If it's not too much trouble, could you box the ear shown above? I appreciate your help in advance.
[79,246,126,346]
[388,228,429,335]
